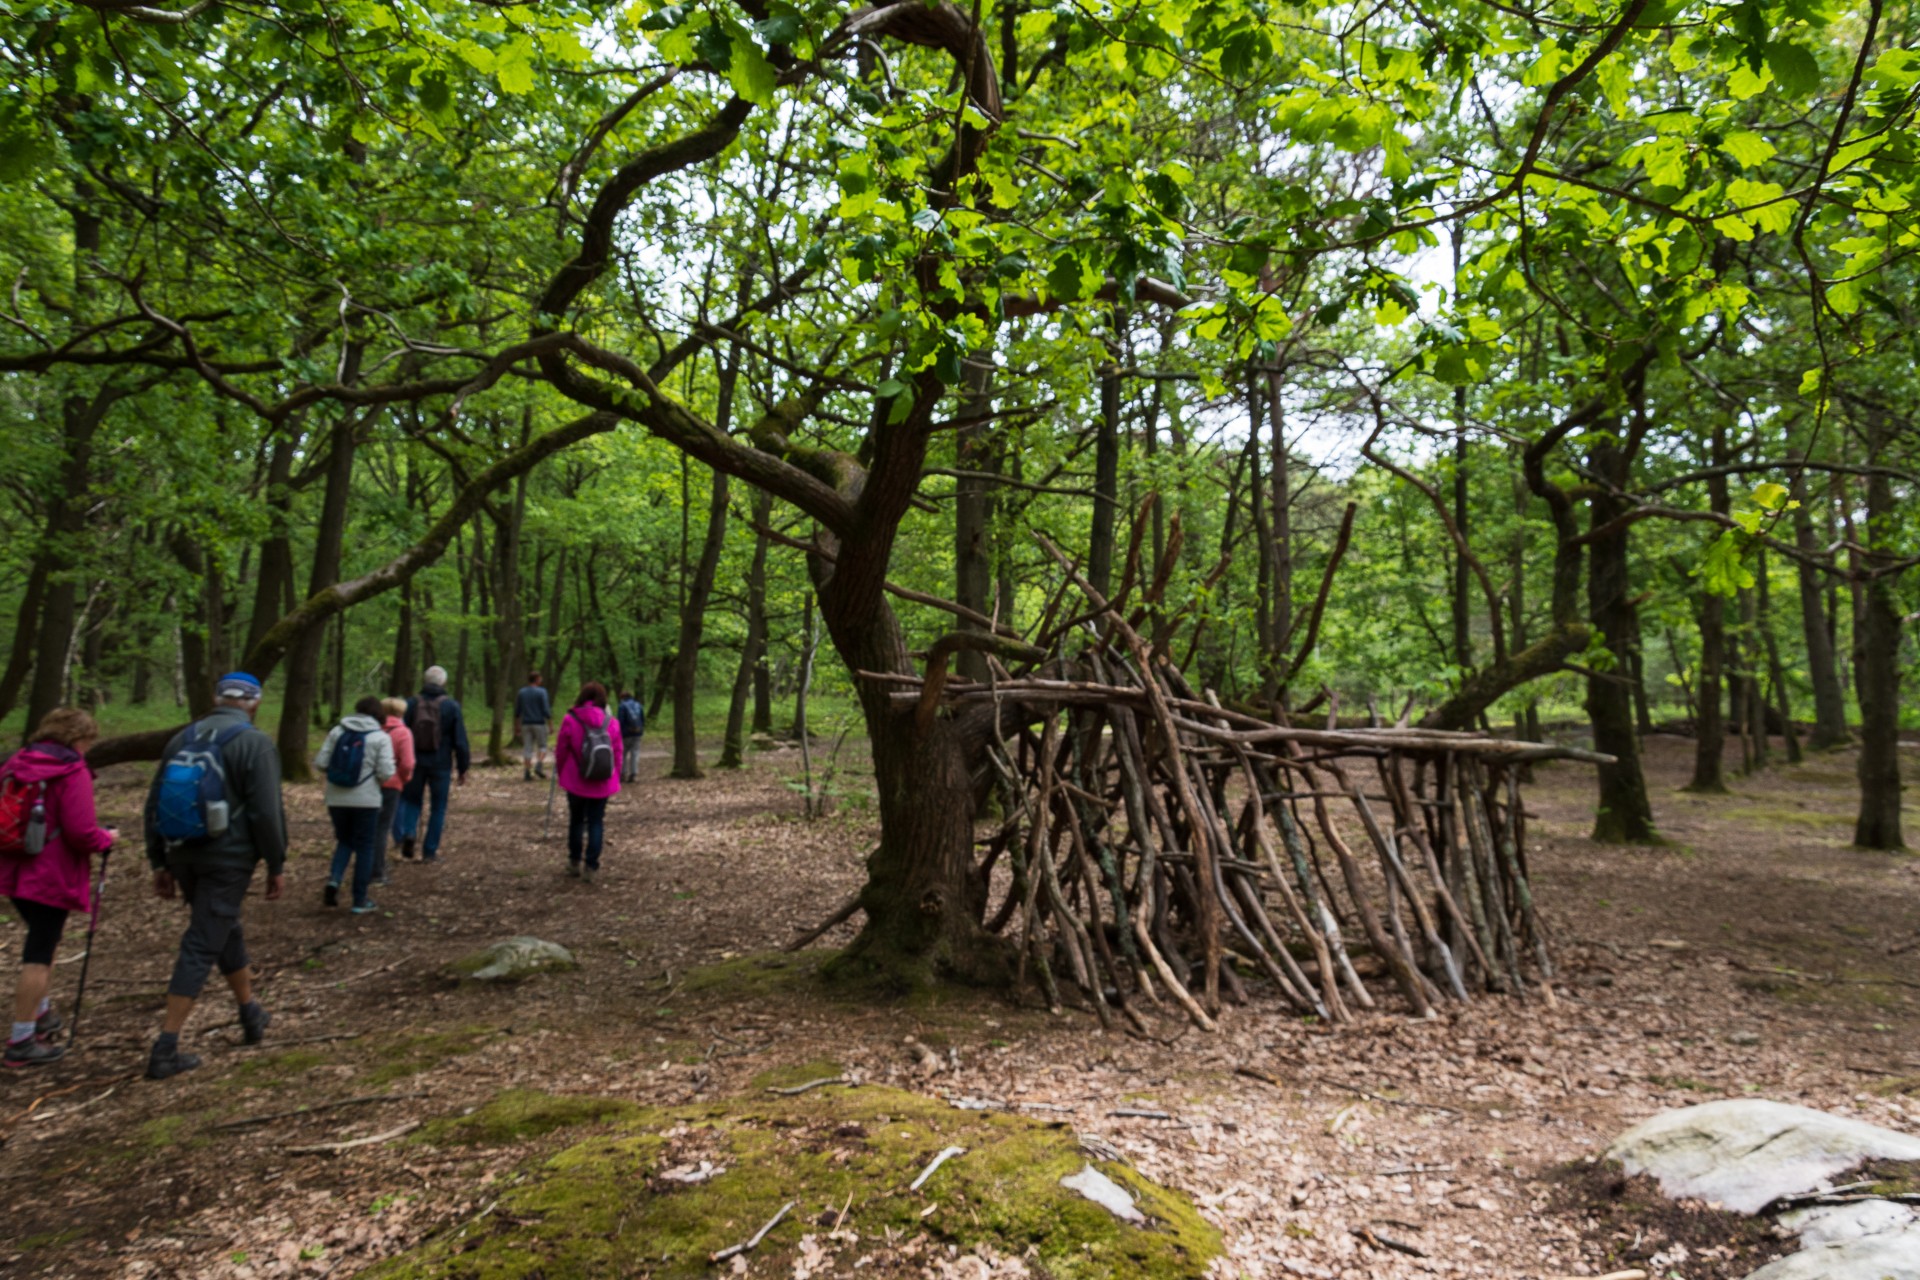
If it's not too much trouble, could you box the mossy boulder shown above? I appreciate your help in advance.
[446,937,577,983]
[365,1084,1219,1279]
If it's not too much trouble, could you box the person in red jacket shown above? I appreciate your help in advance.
[554,682,623,884]
[0,708,116,1068]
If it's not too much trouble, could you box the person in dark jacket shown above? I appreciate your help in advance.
[0,708,116,1068]
[395,664,470,863]
[142,672,287,1080]
[515,671,552,782]
[615,689,645,785]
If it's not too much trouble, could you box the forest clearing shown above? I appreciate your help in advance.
[5,0,1920,1275]
[1,734,1914,1279]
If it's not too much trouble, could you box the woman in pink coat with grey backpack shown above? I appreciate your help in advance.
[553,682,622,883]
[0,708,117,1067]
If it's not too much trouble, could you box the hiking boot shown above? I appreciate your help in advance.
[582,865,597,885]
[145,1040,202,1080]
[565,861,581,878]
[4,1037,65,1068]
[351,901,379,915]
[323,882,340,908]
[239,1002,272,1046]
[421,852,440,864]
[535,764,547,779]
[524,766,533,781]
[400,838,416,861]
[34,1008,63,1040]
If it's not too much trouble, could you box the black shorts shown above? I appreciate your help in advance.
[9,896,69,967]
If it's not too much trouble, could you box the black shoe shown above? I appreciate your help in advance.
[239,1002,271,1046]
[524,767,533,781]
[323,882,339,908]
[535,765,547,779]
[421,853,440,864]
[34,1008,63,1040]
[4,1037,65,1068]
[401,838,416,861]
[145,1040,202,1080]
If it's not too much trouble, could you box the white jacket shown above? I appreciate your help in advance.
[315,715,397,809]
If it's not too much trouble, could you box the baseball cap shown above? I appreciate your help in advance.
[216,672,265,700]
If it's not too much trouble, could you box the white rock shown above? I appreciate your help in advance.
[1777,1198,1917,1247]
[449,936,578,982]
[1741,1228,1920,1280]
[1606,1100,1920,1215]
[1061,1163,1145,1223]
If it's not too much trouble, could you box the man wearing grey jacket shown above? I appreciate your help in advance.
[142,672,288,1080]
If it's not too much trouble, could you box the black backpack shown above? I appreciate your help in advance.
[411,694,444,755]
[577,712,615,783]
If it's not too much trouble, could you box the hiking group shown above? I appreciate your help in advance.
[0,663,642,1077]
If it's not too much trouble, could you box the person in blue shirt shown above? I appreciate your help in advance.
[515,671,553,782]
[615,689,646,784]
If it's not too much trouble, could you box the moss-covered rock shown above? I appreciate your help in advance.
[365,1084,1219,1279]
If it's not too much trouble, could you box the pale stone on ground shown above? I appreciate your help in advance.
[1060,1164,1145,1223]
[1741,1228,1920,1280]
[449,936,578,982]
[1607,1099,1920,1214]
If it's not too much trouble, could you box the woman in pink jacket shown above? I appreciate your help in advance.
[0,708,116,1068]
[554,681,623,884]
[372,697,415,886]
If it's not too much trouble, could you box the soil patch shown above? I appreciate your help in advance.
[1541,1160,1792,1279]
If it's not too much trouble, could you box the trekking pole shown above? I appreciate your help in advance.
[543,769,558,841]
[67,843,111,1048]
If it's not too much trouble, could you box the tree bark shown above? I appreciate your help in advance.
[244,430,298,661]
[952,356,995,681]
[672,471,730,778]
[0,559,50,724]
[1756,551,1801,764]
[1088,361,1121,600]
[1586,430,1657,843]
[1853,414,1905,850]
[26,386,118,734]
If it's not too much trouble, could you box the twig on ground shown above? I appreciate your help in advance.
[284,1120,421,1154]
[1351,1225,1427,1258]
[783,893,863,952]
[336,955,412,985]
[765,1075,850,1096]
[1108,1108,1177,1120]
[710,1200,794,1262]
[260,1032,365,1047]
[214,1091,428,1131]
[27,1085,121,1124]
[909,1146,966,1191]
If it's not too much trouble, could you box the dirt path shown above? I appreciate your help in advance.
[1,735,1914,1278]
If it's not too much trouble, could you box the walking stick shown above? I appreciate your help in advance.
[543,769,558,841]
[68,844,111,1047]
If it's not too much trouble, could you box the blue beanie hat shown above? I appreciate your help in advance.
[215,672,264,700]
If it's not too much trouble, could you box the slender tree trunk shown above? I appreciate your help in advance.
[1853,415,1905,850]
[27,388,116,734]
[672,473,730,778]
[953,357,995,681]
[1688,428,1732,792]
[1737,588,1768,772]
[1267,370,1294,700]
[1587,430,1657,842]
[719,489,772,769]
[245,431,298,661]
[1088,360,1121,600]
[1757,551,1801,764]
[276,406,360,781]
[1791,464,1850,749]
[0,559,49,723]
[391,581,415,697]
[1451,390,1472,677]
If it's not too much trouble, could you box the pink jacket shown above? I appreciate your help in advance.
[0,744,114,914]
[382,716,416,791]
[555,704,623,800]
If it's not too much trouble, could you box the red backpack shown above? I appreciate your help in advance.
[0,769,49,857]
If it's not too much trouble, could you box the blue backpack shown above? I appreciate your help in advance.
[155,720,251,844]
[617,698,645,737]
[325,725,370,788]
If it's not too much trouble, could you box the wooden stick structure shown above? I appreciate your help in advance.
[882,533,1610,1031]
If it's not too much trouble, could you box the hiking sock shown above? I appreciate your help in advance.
[34,998,50,1019]
[9,1022,34,1045]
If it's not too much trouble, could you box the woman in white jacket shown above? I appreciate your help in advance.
[315,695,397,913]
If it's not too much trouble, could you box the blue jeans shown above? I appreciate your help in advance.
[567,794,608,869]
[396,768,453,857]
[327,806,379,908]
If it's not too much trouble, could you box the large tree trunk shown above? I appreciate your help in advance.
[1586,432,1657,843]
[0,559,50,724]
[719,488,772,769]
[1853,415,1905,849]
[276,406,361,781]
[26,386,117,735]
[1791,464,1850,749]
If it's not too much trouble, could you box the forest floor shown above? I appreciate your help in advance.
[1,733,1916,1280]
